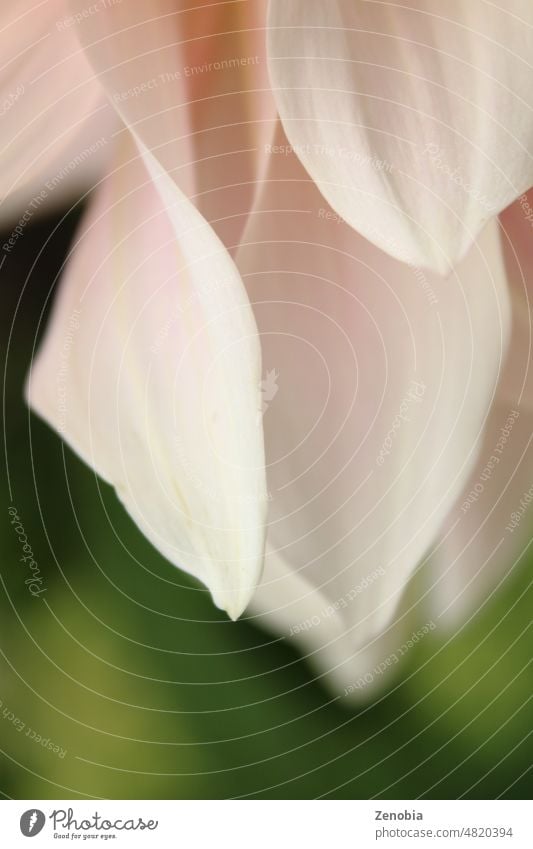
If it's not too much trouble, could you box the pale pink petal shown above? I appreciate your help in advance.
[237,126,510,693]
[26,133,268,619]
[0,0,108,201]
[268,0,533,274]
[69,0,276,249]
[429,190,533,625]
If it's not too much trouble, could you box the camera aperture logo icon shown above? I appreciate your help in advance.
[20,809,46,837]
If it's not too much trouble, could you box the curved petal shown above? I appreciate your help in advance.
[237,126,510,693]
[26,132,267,619]
[68,0,276,249]
[267,0,533,275]
[428,189,533,625]
[253,543,425,700]
[0,0,107,201]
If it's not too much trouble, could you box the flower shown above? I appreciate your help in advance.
[3,1,532,697]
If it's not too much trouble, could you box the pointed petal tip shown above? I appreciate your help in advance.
[214,592,250,622]
[225,601,246,623]
[25,130,268,618]
[210,567,263,621]
[24,358,46,423]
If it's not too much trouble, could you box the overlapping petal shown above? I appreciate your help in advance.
[267,0,533,274]
[429,190,533,625]
[237,127,510,693]
[16,0,530,692]
[26,134,268,619]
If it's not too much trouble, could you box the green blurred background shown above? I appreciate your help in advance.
[1,206,531,800]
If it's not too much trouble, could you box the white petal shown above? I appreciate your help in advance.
[267,0,533,274]
[26,133,267,619]
[429,190,533,624]
[250,544,424,700]
[237,127,510,693]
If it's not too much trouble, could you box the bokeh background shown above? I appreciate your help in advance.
[1,205,531,800]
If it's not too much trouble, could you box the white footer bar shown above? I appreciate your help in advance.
[1,799,530,847]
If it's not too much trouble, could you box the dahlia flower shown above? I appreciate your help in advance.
[4,0,531,697]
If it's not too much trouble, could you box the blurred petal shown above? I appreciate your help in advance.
[69,0,276,248]
[26,133,267,619]
[429,190,533,624]
[268,0,533,274]
[253,543,422,700]
[0,99,118,224]
[0,0,107,200]
[238,128,510,694]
